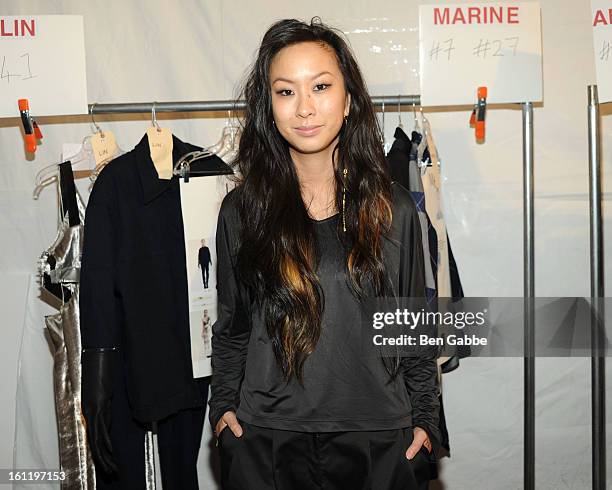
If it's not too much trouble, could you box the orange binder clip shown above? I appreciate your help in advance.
[18,99,42,153]
[469,87,487,143]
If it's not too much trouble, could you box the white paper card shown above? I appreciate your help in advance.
[419,3,543,106]
[180,174,235,378]
[591,2,612,103]
[0,15,88,118]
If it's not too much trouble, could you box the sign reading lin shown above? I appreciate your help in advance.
[0,18,36,36]
[419,3,543,107]
[0,16,88,118]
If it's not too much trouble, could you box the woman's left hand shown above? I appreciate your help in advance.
[405,426,432,460]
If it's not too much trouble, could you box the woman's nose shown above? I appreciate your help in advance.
[296,94,315,118]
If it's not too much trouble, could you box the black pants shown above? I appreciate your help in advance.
[96,365,210,490]
[201,265,209,288]
[217,420,433,490]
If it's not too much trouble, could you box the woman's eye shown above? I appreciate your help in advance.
[276,84,329,96]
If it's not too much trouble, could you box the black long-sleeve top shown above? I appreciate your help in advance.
[208,182,441,451]
[198,246,211,267]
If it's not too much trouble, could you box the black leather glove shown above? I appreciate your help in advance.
[81,347,119,476]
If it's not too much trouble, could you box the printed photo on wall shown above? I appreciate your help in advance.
[180,174,235,378]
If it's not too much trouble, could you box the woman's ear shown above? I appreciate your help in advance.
[345,92,351,117]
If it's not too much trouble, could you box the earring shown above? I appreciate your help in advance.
[342,167,348,232]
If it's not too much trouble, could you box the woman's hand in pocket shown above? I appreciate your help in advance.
[406,426,431,460]
[215,410,243,438]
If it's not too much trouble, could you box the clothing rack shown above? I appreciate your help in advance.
[587,85,606,490]
[522,102,536,490]
[89,94,539,489]
[87,95,421,115]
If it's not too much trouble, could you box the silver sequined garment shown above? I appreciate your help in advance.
[39,183,96,490]
[39,165,157,490]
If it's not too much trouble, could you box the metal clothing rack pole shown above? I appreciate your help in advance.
[587,85,606,490]
[522,102,535,490]
[87,95,422,115]
[87,94,540,489]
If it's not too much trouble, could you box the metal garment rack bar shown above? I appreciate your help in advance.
[88,95,422,114]
[587,85,606,490]
[522,102,535,490]
[87,94,538,489]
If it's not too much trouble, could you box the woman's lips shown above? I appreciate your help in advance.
[294,125,322,136]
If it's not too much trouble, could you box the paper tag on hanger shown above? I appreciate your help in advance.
[90,131,119,166]
[147,126,173,180]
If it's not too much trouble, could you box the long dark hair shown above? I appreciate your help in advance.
[228,17,395,383]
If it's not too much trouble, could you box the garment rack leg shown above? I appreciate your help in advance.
[587,84,606,490]
[522,101,535,490]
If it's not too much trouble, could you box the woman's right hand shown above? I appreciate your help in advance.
[215,410,243,438]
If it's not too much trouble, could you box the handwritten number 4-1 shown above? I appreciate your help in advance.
[1,53,37,83]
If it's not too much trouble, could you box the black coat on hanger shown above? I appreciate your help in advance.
[79,133,229,423]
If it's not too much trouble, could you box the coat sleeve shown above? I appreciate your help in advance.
[399,198,442,452]
[79,167,118,349]
[208,196,252,431]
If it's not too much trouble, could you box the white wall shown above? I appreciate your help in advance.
[0,1,611,489]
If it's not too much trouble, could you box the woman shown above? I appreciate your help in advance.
[209,17,440,490]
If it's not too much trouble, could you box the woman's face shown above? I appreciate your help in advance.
[269,41,350,156]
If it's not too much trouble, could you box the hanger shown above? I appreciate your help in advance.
[412,101,421,134]
[88,103,125,183]
[33,143,118,199]
[33,105,123,198]
[151,101,162,132]
[419,105,428,125]
[416,107,440,170]
[381,100,386,146]
[397,95,403,130]
[33,137,94,199]
[173,148,214,181]
[33,105,101,191]
[204,110,241,159]
[173,148,235,183]
[87,153,121,188]
[422,115,441,170]
[174,110,239,182]
[90,102,104,137]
